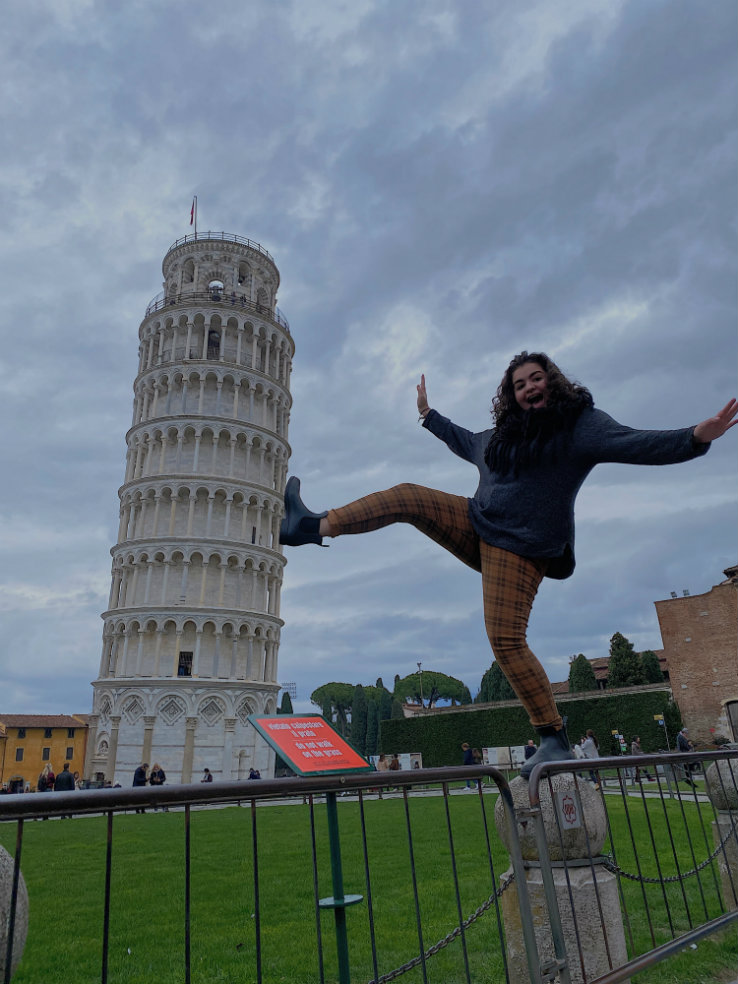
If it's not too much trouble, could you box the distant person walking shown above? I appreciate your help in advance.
[54,762,76,818]
[630,736,653,783]
[462,742,475,789]
[581,730,600,790]
[133,762,148,813]
[201,768,213,783]
[54,762,76,791]
[524,739,537,760]
[676,728,697,786]
[37,763,53,792]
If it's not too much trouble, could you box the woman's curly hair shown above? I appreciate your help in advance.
[484,352,593,473]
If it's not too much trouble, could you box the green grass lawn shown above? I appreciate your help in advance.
[1,792,735,984]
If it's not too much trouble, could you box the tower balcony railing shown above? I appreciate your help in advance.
[145,287,290,333]
[165,231,275,263]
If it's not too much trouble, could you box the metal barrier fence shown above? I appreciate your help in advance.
[526,748,738,984]
[1,750,736,983]
[0,767,539,984]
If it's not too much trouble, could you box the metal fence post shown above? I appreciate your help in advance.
[319,790,363,984]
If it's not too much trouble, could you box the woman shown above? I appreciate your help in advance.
[281,352,736,779]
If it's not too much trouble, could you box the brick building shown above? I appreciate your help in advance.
[654,565,738,744]
[0,715,88,793]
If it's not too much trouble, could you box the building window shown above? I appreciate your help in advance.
[17,728,26,738]
[67,728,75,738]
[178,651,193,677]
[44,728,52,739]
[66,746,74,760]
[42,747,50,761]
[15,748,23,762]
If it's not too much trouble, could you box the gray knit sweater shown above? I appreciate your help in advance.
[423,406,709,579]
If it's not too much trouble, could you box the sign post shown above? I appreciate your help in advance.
[248,715,372,983]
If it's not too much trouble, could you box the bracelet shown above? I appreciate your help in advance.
[418,408,430,422]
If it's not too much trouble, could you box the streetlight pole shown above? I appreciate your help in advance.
[417,662,424,707]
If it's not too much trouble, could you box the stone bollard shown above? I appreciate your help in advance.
[494,774,629,984]
[705,758,738,911]
[0,844,29,980]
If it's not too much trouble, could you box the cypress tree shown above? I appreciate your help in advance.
[477,662,515,702]
[640,650,664,683]
[379,688,393,721]
[350,685,368,754]
[568,654,597,693]
[365,701,379,757]
[279,691,294,714]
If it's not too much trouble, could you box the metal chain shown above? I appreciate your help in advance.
[365,871,516,984]
[603,819,737,884]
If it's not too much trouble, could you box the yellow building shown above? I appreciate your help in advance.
[0,715,89,793]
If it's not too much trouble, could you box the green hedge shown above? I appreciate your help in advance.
[378,691,682,767]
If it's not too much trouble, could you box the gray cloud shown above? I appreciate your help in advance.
[0,0,735,714]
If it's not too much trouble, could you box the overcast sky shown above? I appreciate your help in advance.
[0,0,735,718]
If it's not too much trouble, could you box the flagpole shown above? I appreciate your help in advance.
[194,195,198,238]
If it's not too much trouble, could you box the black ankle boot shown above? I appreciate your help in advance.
[279,477,328,547]
[520,724,572,779]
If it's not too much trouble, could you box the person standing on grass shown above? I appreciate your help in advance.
[280,350,737,781]
[581,730,600,790]
[54,762,76,791]
[676,727,697,786]
[149,763,167,811]
[133,762,148,813]
[630,736,653,783]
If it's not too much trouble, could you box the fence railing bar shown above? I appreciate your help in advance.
[639,778,676,938]
[712,768,738,909]
[612,770,650,950]
[443,781,471,982]
[3,819,23,984]
[251,798,262,984]
[357,790,380,984]
[102,811,113,984]
[476,782,512,983]
[308,794,326,984]
[588,908,738,984]
[679,775,717,921]
[657,778,696,928]
[184,804,191,984]
[516,777,571,984]
[402,787,428,984]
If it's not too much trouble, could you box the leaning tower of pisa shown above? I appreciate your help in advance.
[84,232,293,785]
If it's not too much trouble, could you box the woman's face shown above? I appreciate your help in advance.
[512,361,549,410]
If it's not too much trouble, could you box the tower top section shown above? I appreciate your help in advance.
[145,232,288,331]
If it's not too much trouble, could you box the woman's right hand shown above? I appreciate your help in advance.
[417,374,430,417]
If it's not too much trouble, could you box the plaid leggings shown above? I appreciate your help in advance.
[327,484,561,729]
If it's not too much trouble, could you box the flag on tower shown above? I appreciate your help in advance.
[190,197,196,225]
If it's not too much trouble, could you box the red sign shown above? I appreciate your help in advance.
[248,715,372,776]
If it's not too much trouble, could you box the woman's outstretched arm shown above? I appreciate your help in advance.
[417,373,431,419]
[693,399,738,444]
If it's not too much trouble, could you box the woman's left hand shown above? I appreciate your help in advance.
[693,399,738,443]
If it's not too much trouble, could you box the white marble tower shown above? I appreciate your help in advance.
[85,233,293,784]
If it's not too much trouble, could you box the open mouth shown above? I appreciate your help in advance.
[528,394,545,407]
